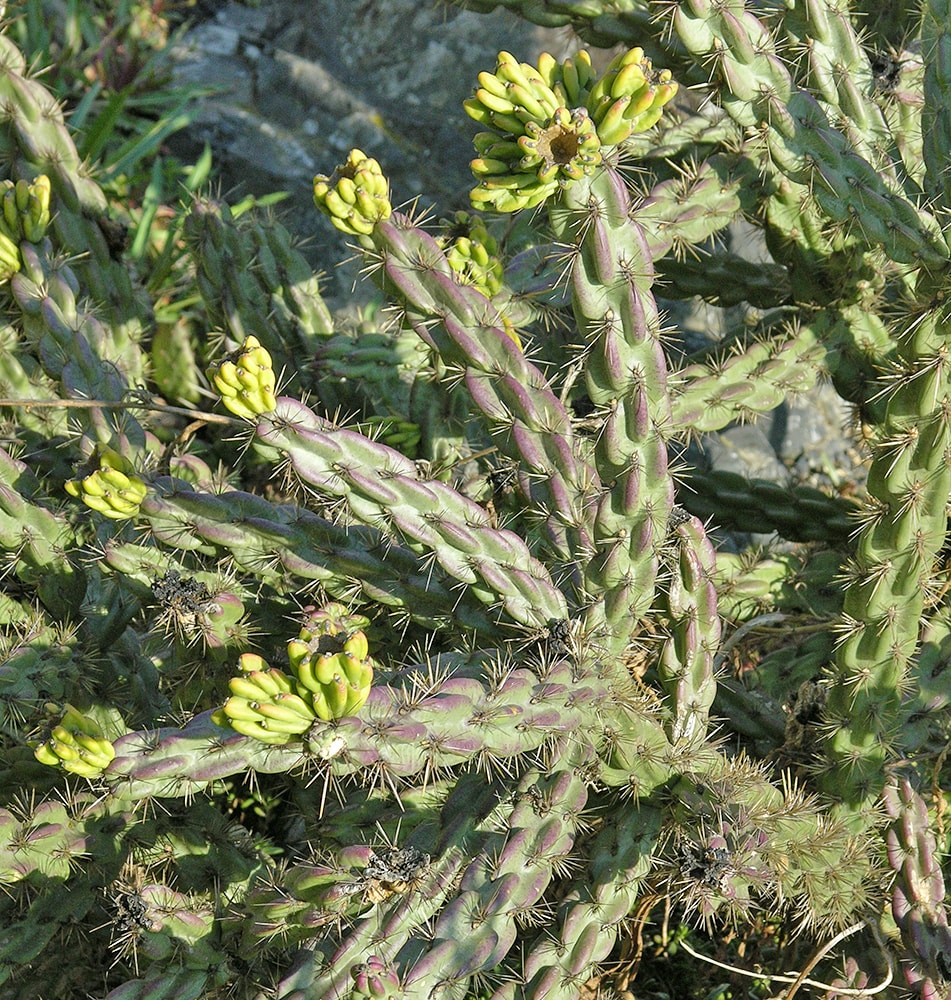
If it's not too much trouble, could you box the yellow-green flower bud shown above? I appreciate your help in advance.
[33,704,116,778]
[586,47,677,145]
[313,149,392,236]
[0,174,52,244]
[441,212,505,298]
[0,229,20,281]
[219,663,316,745]
[65,449,147,520]
[207,335,277,420]
[287,603,374,721]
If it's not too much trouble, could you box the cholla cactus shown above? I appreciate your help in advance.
[4,3,951,998]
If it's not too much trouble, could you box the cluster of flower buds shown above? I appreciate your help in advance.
[350,956,402,999]
[0,174,51,244]
[0,173,48,279]
[215,604,375,744]
[465,48,676,212]
[207,335,277,420]
[65,449,147,520]
[287,603,375,722]
[585,47,678,144]
[33,703,116,778]
[439,210,523,348]
[214,653,317,745]
[441,211,505,298]
[313,148,392,236]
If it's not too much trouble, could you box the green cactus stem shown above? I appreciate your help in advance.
[360,210,596,575]
[656,512,720,744]
[137,481,505,637]
[884,777,951,996]
[679,469,858,545]
[546,160,677,654]
[669,0,949,268]
[824,297,951,804]
[922,0,951,213]
[253,396,568,628]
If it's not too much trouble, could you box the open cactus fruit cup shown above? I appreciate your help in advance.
[4,1,951,997]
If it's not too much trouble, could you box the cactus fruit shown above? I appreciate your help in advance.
[206,334,277,421]
[65,449,147,520]
[6,3,951,997]
[32,703,117,778]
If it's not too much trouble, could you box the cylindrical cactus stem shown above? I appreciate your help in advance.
[446,0,698,80]
[300,755,591,1000]
[104,657,604,799]
[824,300,951,804]
[670,0,949,267]
[369,212,596,573]
[902,608,951,754]
[104,711,307,801]
[0,35,102,215]
[289,772,514,1000]
[103,968,211,1000]
[0,445,84,616]
[678,468,858,545]
[922,0,951,213]
[112,883,221,970]
[778,0,888,157]
[400,757,590,1000]
[138,480,504,637]
[883,776,951,995]
[501,802,660,1000]
[670,322,825,433]
[656,512,720,744]
[546,161,675,655]
[657,253,791,308]
[313,148,595,574]
[0,321,66,440]
[656,760,880,932]
[634,155,747,266]
[10,241,145,455]
[0,799,96,883]
[0,34,150,375]
[184,197,333,381]
[253,397,568,628]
